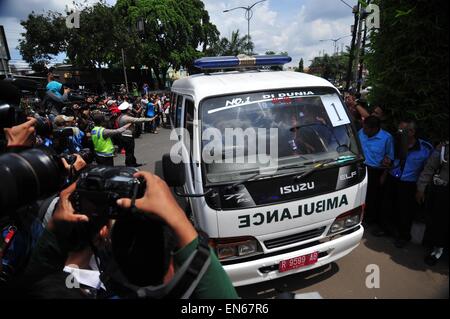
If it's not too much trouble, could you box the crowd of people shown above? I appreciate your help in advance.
[344,92,449,266]
[0,76,238,299]
[42,74,172,167]
[0,73,447,299]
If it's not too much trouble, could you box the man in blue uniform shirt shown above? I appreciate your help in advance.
[376,119,433,248]
[358,116,395,227]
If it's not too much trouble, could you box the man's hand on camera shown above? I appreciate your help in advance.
[47,182,89,231]
[61,154,87,173]
[116,171,197,247]
[3,117,37,147]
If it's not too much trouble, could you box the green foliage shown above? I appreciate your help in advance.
[296,58,304,72]
[18,11,68,70]
[209,30,255,56]
[308,52,349,83]
[19,0,220,88]
[115,0,219,86]
[67,2,129,68]
[365,0,449,142]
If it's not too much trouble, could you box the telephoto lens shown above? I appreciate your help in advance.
[0,147,66,214]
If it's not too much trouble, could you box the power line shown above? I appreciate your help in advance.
[339,0,353,9]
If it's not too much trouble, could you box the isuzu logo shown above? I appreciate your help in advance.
[280,182,315,195]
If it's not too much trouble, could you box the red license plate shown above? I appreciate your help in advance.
[279,252,319,273]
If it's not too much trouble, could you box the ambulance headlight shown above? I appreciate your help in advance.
[328,206,363,235]
[329,220,345,233]
[211,237,262,261]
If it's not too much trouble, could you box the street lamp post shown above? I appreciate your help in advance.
[223,0,267,55]
[319,35,351,55]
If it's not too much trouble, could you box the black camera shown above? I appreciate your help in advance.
[0,79,53,134]
[68,92,86,103]
[61,148,94,165]
[70,166,146,219]
[0,147,67,213]
[0,146,95,214]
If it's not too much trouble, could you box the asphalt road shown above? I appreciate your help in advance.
[116,127,449,299]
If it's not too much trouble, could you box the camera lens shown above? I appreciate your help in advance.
[35,117,53,136]
[0,103,16,128]
[0,147,66,213]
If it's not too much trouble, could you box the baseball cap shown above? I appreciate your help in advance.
[118,101,131,111]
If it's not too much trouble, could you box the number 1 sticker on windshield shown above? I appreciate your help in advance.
[320,95,351,127]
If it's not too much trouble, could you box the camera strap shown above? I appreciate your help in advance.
[138,231,211,299]
[129,182,139,214]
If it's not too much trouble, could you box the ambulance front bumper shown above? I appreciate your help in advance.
[224,225,364,287]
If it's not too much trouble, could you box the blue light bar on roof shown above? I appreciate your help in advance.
[194,55,292,70]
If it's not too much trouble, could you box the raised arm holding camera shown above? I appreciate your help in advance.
[14,167,238,299]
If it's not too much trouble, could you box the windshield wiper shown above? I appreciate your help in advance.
[293,155,358,182]
[225,170,277,190]
[293,159,335,182]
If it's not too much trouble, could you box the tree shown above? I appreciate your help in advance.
[308,53,349,82]
[297,58,304,72]
[66,2,130,69]
[19,1,133,84]
[115,0,220,87]
[365,0,449,142]
[19,0,220,88]
[18,11,68,71]
[209,30,254,56]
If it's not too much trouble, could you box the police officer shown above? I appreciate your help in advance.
[416,141,449,265]
[117,101,154,167]
[377,119,433,248]
[91,112,131,166]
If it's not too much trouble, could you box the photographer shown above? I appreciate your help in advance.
[52,115,87,154]
[1,116,88,291]
[44,73,70,116]
[17,170,238,299]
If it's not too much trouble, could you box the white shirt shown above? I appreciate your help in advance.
[63,256,105,290]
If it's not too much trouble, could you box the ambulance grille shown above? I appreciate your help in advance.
[263,226,326,249]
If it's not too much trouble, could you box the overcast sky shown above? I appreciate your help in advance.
[0,0,355,67]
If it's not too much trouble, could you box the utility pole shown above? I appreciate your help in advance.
[121,48,129,94]
[223,0,267,55]
[353,3,364,92]
[357,0,370,93]
[357,16,368,93]
[345,3,360,92]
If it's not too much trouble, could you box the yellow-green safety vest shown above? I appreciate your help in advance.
[91,126,114,157]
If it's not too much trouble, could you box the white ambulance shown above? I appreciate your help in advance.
[162,55,367,287]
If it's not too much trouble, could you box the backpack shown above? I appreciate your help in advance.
[0,196,56,285]
[0,215,44,284]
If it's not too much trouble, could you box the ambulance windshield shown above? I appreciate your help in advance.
[200,88,361,184]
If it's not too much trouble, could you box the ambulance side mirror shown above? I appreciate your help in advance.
[162,153,186,187]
